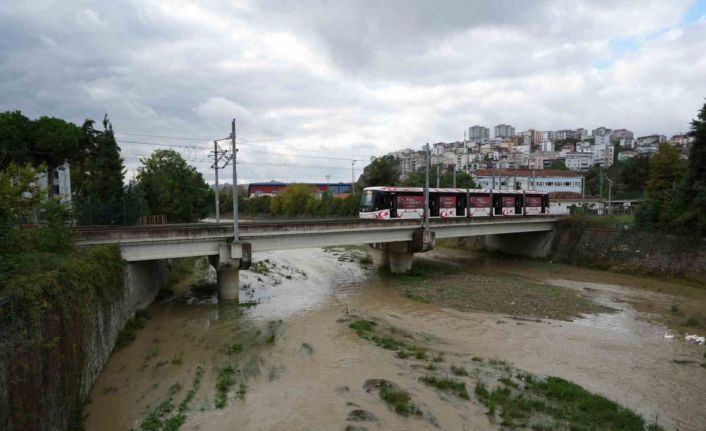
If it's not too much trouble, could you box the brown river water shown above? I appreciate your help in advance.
[85,247,706,431]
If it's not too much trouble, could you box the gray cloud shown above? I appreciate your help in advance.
[0,0,704,185]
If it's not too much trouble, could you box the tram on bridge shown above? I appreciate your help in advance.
[359,187,550,219]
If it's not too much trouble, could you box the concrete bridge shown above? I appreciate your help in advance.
[75,217,559,302]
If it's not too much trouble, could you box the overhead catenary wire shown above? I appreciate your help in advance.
[114,132,377,159]
[116,139,370,163]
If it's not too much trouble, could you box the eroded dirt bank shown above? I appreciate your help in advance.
[85,247,706,431]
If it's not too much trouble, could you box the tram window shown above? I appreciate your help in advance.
[374,192,390,210]
[360,190,374,208]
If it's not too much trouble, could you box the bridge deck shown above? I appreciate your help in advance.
[74,217,559,261]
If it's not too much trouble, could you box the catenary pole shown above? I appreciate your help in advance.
[232,119,239,241]
[213,140,220,223]
[424,143,430,229]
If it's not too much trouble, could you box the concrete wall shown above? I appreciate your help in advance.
[79,260,166,400]
[0,258,167,431]
[548,220,706,282]
[464,230,555,259]
[462,219,706,282]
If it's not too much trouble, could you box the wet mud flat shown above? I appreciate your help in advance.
[84,247,706,431]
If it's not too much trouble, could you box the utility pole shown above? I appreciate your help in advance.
[599,168,604,200]
[210,139,232,223]
[424,143,430,229]
[581,175,585,211]
[436,161,440,188]
[607,176,613,216]
[453,164,456,188]
[231,119,239,241]
[213,140,220,222]
[351,160,356,193]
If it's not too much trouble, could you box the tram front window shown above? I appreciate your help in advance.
[360,190,374,210]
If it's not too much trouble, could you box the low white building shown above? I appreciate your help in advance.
[36,162,72,206]
[549,192,601,215]
[472,169,583,193]
[618,150,637,161]
[565,152,594,171]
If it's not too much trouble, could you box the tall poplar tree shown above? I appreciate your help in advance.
[670,100,706,235]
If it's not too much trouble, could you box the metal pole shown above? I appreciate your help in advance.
[599,168,604,200]
[436,160,440,188]
[581,175,585,211]
[607,177,613,216]
[453,164,456,188]
[231,119,239,241]
[351,160,356,193]
[213,140,220,223]
[424,143,430,229]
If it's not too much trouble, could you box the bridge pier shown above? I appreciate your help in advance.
[368,247,389,270]
[369,228,436,274]
[208,242,252,302]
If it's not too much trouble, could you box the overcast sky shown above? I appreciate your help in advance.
[1,0,706,184]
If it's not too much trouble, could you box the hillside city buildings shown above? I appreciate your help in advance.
[387,124,694,197]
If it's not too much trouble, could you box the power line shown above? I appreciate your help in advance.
[121,154,363,172]
[116,139,369,163]
[115,132,377,159]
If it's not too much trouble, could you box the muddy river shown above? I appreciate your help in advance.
[85,247,706,431]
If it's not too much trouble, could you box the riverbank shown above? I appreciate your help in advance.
[84,247,706,431]
[0,245,128,431]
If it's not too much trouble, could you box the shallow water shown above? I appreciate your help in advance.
[85,247,706,431]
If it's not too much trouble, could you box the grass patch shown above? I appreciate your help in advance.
[236,383,247,400]
[379,385,420,416]
[225,343,244,355]
[420,375,469,400]
[350,319,376,335]
[146,345,160,361]
[214,365,237,409]
[114,310,151,351]
[450,365,468,376]
[136,366,204,431]
[684,316,700,327]
[399,269,615,321]
[474,376,663,431]
[249,261,270,274]
[238,301,258,308]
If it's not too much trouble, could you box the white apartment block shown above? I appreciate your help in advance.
[593,143,614,167]
[468,125,490,140]
[494,124,515,138]
[594,134,612,147]
[565,152,594,171]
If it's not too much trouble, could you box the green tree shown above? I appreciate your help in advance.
[0,111,33,167]
[0,163,42,278]
[636,144,685,228]
[30,116,81,198]
[670,100,706,235]
[356,155,400,190]
[124,180,149,225]
[269,184,315,216]
[400,168,475,188]
[135,149,211,223]
[618,156,650,194]
[75,116,126,224]
[547,160,568,170]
